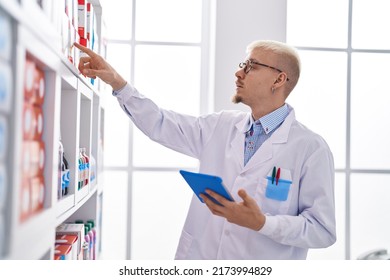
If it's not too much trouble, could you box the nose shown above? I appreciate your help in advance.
[235,67,245,79]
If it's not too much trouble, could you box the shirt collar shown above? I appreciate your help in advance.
[244,104,290,135]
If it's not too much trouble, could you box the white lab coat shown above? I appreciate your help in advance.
[114,83,336,260]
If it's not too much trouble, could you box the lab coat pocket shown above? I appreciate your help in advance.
[256,177,293,215]
[265,176,292,201]
[175,230,193,260]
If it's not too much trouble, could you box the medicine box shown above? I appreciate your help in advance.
[54,244,72,260]
[56,223,85,260]
[55,234,79,260]
[77,0,87,38]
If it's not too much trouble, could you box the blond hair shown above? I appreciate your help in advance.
[247,40,301,95]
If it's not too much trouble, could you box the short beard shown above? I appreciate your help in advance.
[231,94,242,104]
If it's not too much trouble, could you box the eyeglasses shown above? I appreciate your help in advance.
[238,60,289,81]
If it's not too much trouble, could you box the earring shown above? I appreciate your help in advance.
[271,87,275,94]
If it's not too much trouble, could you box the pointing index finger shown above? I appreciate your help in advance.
[74,42,96,57]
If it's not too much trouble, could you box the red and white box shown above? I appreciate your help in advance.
[24,57,36,102]
[22,103,43,141]
[77,0,87,39]
[30,175,45,214]
[86,2,94,41]
[54,244,72,260]
[34,66,45,106]
[24,57,45,106]
[56,223,85,260]
[55,234,79,260]
[21,140,45,178]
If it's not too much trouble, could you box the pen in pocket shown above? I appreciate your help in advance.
[276,168,280,185]
[272,166,276,184]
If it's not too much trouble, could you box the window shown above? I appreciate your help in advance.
[101,0,210,259]
[287,0,390,259]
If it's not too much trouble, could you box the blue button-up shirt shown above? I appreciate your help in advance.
[244,104,290,165]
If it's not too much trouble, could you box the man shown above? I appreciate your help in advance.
[75,40,336,260]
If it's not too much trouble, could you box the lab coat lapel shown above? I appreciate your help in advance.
[230,114,251,170]
[243,138,273,171]
[242,109,295,172]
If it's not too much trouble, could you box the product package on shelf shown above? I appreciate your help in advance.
[78,147,90,190]
[81,148,89,187]
[21,141,45,178]
[87,219,97,259]
[58,138,70,201]
[75,219,96,260]
[86,2,94,42]
[30,175,45,214]
[78,0,101,87]
[78,148,84,190]
[77,0,87,40]
[22,104,43,140]
[77,0,90,57]
[54,243,72,260]
[55,234,78,260]
[56,223,85,260]
[86,1,97,86]
[19,55,47,222]
[62,0,82,66]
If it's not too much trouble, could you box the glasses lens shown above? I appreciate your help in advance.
[239,61,251,73]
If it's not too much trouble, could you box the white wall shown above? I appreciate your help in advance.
[212,0,287,112]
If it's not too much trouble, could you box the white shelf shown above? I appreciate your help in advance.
[56,186,97,226]
[0,0,22,22]
[56,194,75,218]
[0,0,106,260]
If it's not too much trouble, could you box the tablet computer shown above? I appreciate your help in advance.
[179,170,234,206]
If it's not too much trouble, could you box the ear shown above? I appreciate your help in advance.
[273,72,288,88]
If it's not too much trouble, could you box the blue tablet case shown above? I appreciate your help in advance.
[179,170,234,206]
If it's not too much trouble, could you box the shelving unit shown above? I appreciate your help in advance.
[0,0,106,259]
